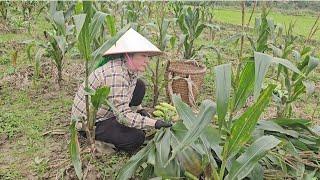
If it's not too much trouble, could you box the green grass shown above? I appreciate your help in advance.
[213,8,320,40]
[0,84,73,177]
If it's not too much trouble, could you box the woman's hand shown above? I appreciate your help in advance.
[155,120,172,129]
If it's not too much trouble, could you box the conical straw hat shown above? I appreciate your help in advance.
[103,28,162,56]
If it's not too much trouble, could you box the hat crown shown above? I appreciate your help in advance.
[103,28,161,56]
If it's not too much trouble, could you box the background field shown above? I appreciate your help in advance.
[0,2,319,179]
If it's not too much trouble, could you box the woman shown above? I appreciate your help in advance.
[72,28,171,153]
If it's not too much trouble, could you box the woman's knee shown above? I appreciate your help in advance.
[117,129,145,153]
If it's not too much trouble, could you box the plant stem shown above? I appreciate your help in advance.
[311,100,319,121]
[184,171,198,180]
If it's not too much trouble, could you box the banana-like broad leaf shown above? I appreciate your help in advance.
[214,63,231,129]
[69,118,82,180]
[257,120,299,138]
[225,84,276,158]
[116,143,153,180]
[254,52,273,100]
[233,60,255,110]
[227,135,280,180]
[91,86,110,110]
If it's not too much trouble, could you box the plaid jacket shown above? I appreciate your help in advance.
[71,58,156,129]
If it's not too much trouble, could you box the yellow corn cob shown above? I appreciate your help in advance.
[160,102,176,112]
[153,110,165,117]
[155,105,168,113]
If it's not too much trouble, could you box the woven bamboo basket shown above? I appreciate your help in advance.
[165,60,206,106]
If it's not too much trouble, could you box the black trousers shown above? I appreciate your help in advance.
[81,79,147,153]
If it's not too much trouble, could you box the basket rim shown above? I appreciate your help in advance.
[167,60,207,75]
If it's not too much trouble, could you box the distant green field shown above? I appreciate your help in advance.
[214,8,320,40]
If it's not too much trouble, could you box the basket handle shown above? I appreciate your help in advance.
[167,72,198,107]
[184,59,201,67]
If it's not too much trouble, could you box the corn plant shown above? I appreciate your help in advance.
[146,2,173,107]
[270,22,320,117]
[71,2,132,176]
[116,51,300,179]
[41,1,76,87]
[116,95,218,179]
[256,118,320,178]
[178,7,207,59]
[0,1,9,20]
[69,86,110,179]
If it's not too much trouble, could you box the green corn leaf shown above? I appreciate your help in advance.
[223,33,242,45]
[248,163,264,180]
[156,128,171,166]
[154,129,180,178]
[233,59,255,110]
[52,11,65,35]
[89,11,108,42]
[106,14,117,37]
[147,145,156,165]
[90,86,110,110]
[257,120,299,138]
[214,63,232,129]
[69,118,82,180]
[35,48,45,79]
[73,14,87,39]
[227,135,280,180]
[271,118,311,127]
[168,95,216,165]
[116,143,153,180]
[272,57,304,76]
[225,84,276,157]
[53,36,67,55]
[195,24,206,39]
[254,52,273,100]
[302,81,315,95]
[306,56,319,75]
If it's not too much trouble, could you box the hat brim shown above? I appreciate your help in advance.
[103,50,163,57]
